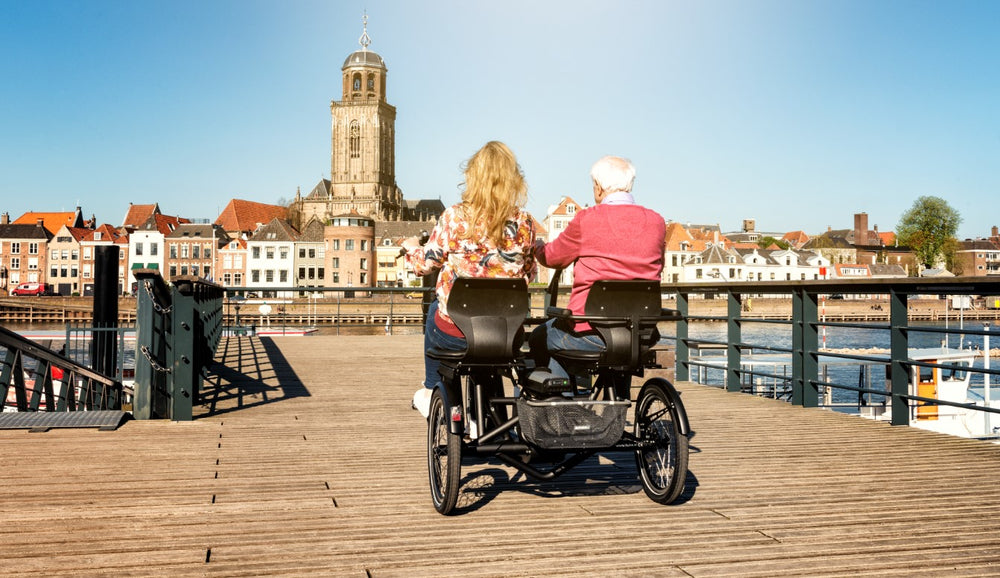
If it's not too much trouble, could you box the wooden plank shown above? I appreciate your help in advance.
[0,334,998,576]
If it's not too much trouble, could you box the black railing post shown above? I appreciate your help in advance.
[890,288,909,426]
[726,289,742,393]
[169,280,196,421]
[792,288,819,407]
[133,271,172,419]
[676,291,690,381]
[91,245,119,379]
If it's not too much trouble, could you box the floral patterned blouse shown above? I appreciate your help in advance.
[406,204,537,328]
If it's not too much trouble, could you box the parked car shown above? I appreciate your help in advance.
[10,282,55,296]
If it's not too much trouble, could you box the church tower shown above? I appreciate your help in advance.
[327,15,403,220]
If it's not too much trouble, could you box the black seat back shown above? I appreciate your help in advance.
[446,277,529,363]
[584,280,661,368]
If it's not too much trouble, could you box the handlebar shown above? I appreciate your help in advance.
[397,230,430,259]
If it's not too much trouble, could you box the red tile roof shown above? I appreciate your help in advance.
[122,204,159,228]
[215,199,288,234]
[13,211,81,235]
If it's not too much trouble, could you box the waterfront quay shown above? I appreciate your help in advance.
[3,334,1000,576]
[4,292,1000,326]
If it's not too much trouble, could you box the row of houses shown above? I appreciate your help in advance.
[2,198,998,297]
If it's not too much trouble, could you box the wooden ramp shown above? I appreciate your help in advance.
[2,335,999,577]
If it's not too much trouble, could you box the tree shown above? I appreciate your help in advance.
[895,196,961,269]
[757,236,790,250]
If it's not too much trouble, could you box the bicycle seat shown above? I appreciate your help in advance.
[549,280,679,371]
[426,277,529,365]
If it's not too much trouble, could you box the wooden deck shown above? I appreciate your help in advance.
[3,334,1000,577]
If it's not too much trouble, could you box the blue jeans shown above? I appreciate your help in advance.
[543,318,605,384]
[423,300,467,388]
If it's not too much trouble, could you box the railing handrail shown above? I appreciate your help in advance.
[0,325,122,390]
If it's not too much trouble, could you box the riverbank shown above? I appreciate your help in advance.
[3,294,1000,325]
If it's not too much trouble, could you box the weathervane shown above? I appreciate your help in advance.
[359,11,371,50]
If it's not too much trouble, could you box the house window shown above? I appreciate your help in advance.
[192,245,200,259]
[280,247,288,260]
[361,240,367,251]
[251,270,260,283]
[345,239,355,251]
[332,257,339,268]
[223,273,232,286]
[234,273,242,285]
[331,239,340,250]
[135,243,143,256]
[360,258,367,270]
[169,265,177,277]
[252,247,261,259]
[332,272,340,283]
[266,247,275,259]
[265,270,274,283]
[28,243,38,255]
[279,270,288,283]
[309,248,316,258]
[150,243,158,256]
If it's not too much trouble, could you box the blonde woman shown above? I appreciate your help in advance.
[402,141,538,417]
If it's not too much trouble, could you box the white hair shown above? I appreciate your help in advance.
[590,156,635,193]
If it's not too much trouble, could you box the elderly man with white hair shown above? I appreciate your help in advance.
[531,155,666,384]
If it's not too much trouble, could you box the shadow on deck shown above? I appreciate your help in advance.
[197,336,311,417]
[2,334,999,577]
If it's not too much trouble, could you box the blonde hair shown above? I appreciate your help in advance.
[458,141,528,245]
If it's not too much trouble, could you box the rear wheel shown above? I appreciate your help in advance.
[634,379,689,504]
[427,389,461,514]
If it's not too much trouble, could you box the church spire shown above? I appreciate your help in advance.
[359,11,371,50]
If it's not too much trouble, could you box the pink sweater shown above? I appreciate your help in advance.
[538,202,665,330]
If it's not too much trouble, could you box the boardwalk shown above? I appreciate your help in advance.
[3,334,1000,576]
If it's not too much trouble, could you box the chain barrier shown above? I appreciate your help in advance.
[144,280,173,315]
[139,344,172,374]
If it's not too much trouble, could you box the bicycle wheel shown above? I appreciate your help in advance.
[427,388,461,514]
[634,378,689,504]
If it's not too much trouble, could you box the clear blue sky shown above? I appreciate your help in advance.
[2,0,997,239]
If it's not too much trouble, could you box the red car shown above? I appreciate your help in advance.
[10,282,55,296]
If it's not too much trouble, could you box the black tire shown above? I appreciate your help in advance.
[634,379,689,504]
[427,389,461,514]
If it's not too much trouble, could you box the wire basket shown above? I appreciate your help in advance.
[516,397,630,449]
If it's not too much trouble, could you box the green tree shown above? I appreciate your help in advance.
[757,236,790,250]
[896,196,961,269]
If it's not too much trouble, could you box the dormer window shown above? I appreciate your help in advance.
[567,205,576,214]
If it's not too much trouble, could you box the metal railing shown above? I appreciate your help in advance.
[219,285,561,335]
[0,325,128,413]
[665,276,1000,438]
[133,271,224,420]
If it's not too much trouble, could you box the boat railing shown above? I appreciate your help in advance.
[664,276,1000,438]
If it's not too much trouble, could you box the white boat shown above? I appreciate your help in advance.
[899,347,999,439]
[690,346,1000,440]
